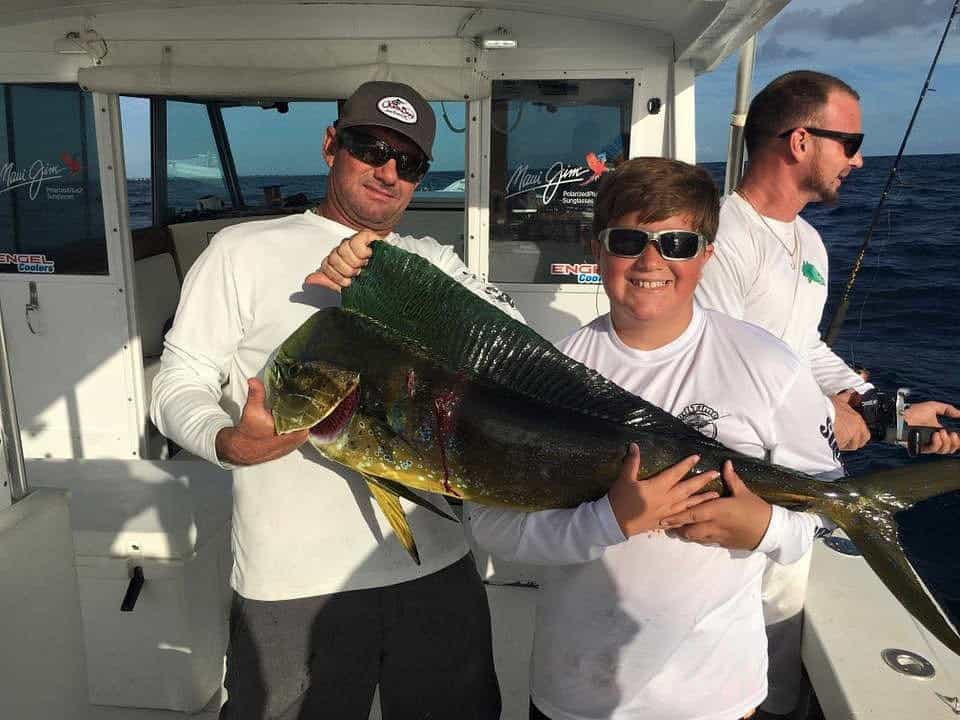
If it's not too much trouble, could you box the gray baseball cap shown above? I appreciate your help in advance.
[335,81,436,160]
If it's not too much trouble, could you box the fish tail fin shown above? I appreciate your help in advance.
[363,474,420,565]
[824,462,960,655]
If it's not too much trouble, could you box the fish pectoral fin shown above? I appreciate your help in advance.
[364,474,459,523]
[363,475,420,565]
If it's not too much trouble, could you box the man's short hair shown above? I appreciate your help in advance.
[592,157,719,242]
[744,70,860,157]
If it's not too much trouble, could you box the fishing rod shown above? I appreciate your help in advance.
[823,0,959,346]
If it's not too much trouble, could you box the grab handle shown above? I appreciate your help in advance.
[120,566,145,612]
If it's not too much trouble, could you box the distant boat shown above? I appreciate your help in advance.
[440,177,465,192]
[168,152,222,180]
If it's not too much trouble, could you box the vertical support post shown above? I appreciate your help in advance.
[670,61,696,163]
[208,103,244,209]
[724,35,756,195]
[150,98,168,225]
[93,92,147,459]
[465,97,485,278]
[0,297,28,506]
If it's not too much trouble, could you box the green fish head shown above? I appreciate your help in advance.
[268,354,360,436]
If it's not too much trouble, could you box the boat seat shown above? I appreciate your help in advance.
[132,225,183,360]
[132,226,184,457]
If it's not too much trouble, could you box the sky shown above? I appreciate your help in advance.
[696,0,960,161]
[119,0,960,177]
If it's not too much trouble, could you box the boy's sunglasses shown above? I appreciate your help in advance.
[778,127,864,158]
[337,129,430,183]
[598,227,708,261]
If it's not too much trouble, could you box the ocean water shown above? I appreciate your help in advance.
[129,156,960,626]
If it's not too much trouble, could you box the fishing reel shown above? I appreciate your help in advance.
[858,387,942,457]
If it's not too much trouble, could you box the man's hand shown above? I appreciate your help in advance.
[607,444,721,538]
[905,401,960,455]
[304,229,379,291]
[831,390,871,450]
[661,461,773,551]
[215,378,309,465]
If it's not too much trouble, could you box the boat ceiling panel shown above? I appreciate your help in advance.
[0,1,788,73]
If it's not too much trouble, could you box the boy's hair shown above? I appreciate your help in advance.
[744,70,859,157]
[592,157,719,242]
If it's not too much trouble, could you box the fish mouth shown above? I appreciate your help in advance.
[309,385,360,445]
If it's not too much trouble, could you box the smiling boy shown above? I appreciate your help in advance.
[467,157,845,720]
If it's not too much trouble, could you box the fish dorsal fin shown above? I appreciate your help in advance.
[342,242,709,441]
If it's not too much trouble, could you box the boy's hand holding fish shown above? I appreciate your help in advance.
[608,444,721,537]
[662,460,774,551]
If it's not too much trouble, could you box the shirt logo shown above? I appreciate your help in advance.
[802,261,825,285]
[377,96,418,124]
[820,416,842,464]
[678,403,720,440]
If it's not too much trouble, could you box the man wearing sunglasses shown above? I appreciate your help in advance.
[152,81,518,720]
[696,70,960,720]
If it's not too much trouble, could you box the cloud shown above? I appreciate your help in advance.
[758,36,815,63]
[771,0,952,41]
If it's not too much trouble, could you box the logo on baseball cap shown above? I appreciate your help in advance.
[336,81,435,159]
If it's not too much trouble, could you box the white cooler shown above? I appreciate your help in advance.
[27,458,233,713]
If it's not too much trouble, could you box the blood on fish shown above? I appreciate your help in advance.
[433,388,461,496]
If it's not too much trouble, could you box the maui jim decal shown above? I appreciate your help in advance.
[0,153,82,200]
[1,160,68,200]
[507,162,590,204]
[377,96,418,124]
[507,151,611,205]
[0,252,55,274]
[550,262,600,284]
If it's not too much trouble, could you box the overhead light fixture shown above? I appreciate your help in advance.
[480,27,518,49]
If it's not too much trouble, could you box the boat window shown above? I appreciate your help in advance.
[221,101,337,209]
[0,83,108,275]
[416,101,465,199]
[488,79,632,284]
[167,100,233,221]
[120,96,152,230]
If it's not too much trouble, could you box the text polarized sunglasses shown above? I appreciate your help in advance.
[778,127,864,158]
[338,129,430,183]
[599,227,708,261]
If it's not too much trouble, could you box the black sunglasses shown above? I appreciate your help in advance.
[598,228,708,261]
[337,129,430,183]
[778,127,864,158]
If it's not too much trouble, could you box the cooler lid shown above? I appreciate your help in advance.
[26,459,232,561]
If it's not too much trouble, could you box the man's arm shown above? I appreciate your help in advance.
[150,236,306,467]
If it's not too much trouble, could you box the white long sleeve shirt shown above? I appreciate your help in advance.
[468,306,843,720]
[150,210,522,600]
[696,192,870,397]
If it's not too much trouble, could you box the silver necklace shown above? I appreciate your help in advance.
[735,189,800,270]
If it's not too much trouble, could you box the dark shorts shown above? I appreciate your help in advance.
[219,553,500,720]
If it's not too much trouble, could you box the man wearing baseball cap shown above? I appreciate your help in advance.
[151,80,519,719]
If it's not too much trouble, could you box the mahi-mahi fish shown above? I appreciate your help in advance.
[268,242,960,656]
